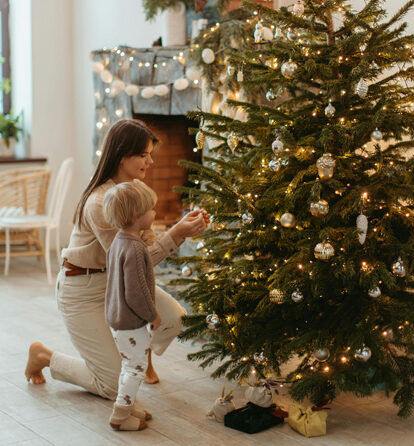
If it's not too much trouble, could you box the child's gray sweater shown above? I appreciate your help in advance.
[105,232,157,330]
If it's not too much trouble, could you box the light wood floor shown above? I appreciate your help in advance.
[0,256,413,445]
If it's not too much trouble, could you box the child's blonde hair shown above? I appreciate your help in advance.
[103,180,157,229]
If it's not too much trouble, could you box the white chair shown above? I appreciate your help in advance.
[1,158,74,284]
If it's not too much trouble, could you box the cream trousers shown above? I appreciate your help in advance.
[51,268,186,400]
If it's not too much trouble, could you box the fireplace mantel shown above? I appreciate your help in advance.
[90,46,202,158]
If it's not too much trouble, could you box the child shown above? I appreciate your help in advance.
[103,179,161,431]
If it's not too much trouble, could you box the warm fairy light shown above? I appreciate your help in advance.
[241,356,248,362]
[341,90,346,95]
[340,117,345,124]
[361,261,368,271]
[373,228,377,232]
[296,374,302,380]
[324,366,330,372]
[96,150,102,157]
[298,264,303,269]
[341,356,347,363]
[96,122,103,129]
[310,366,315,371]
[361,192,368,200]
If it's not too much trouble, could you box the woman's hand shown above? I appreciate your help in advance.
[169,209,209,245]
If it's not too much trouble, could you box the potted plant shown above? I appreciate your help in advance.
[0,113,22,157]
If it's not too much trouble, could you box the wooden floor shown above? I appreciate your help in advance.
[0,256,413,445]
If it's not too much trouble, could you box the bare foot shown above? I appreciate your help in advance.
[25,342,53,384]
[144,348,160,384]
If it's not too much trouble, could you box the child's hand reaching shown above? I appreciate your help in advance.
[150,313,162,330]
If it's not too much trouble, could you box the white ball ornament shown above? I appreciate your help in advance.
[281,60,298,79]
[111,79,125,92]
[125,84,139,96]
[92,61,104,73]
[155,84,169,96]
[314,348,330,362]
[291,289,304,303]
[100,70,113,83]
[371,128,383,142]
[201,48,215,64]
[181,265,193,277]
[368,287,381,298]
[262,27,273,41]
[174,77,189,91]
[186,67,201,81]
[280,213,296,228]
[141,86,155,99]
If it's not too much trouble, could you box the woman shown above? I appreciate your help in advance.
[25,119,207,400]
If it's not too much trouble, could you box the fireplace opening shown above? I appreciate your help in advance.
[133,114,201,226]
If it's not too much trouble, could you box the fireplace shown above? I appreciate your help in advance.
[133,114,200,225]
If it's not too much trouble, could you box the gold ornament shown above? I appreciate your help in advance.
[280,212,296,228]
[314,242,335,260]
[309,199,329,217]
[270,289,285,304]
[316,153,335,180]
[227,132,239,152]
[195,131,205,151]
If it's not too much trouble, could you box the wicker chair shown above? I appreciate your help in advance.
[0,168,51,262]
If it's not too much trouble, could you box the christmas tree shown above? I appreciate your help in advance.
[173,0,414,417]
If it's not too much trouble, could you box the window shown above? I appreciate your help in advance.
[0,0,10,114]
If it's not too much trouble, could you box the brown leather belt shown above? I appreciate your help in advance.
[63,260,106,276]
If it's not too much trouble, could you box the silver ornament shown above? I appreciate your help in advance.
[356,213,368,245]
[227,132,239,152]
[253,352,266,363]
[196,241,205,251]
[392,257,406,277]
[309,199,329,217]
[280,212,296,228]
[266,89,277,101]
[314,242,335,260]
[371,128,383,142]
[254,23,264,43]
[270,288,285,304]
[274,26,285,40]
[368,286,381,298]
[293,0,305,17]
[355,79,368,98]
[206,313,219,329]
[291,289,304,303]
[227,65,235,76]
[272,137,284,154]
[287,29,297,41]
[281,60,298,79]
[268,159,281,171]
[181,265,193,277]
[237,70,244,82]
[242,212,253,224]
[316,153,336,180]
[314,348,330,362]
[324,101,336,118]
[354,345,372,362]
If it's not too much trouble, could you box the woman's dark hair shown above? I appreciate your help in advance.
[74,119,158,227]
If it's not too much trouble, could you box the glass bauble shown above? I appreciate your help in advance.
[368,287,381,298]
[314,348,330,362]
[354,345,372,362]
[270,289,285,303]
[291,289,304,303]
[392,257,406,277]
[206,313,219,329]
[266,89,277,101]
[316,153,335,180]
[355,78,368,98]
[293,0,305,17]
[371,128,382,142]
[268,159,281,171]
[242,212,253,224]
[324,101,336,118]
[181,265,193,277]
[280,212,296,228]
[314,242,335,260]
[309,199,329,217]
[195,131,205,150]
[281,60,298,79]
[272,137,284,154]
[227,132,239,152]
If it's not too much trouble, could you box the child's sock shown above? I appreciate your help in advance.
[109,404,147,431]
[131,404,152,421]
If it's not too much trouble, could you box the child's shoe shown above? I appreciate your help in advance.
[109,404,147,431]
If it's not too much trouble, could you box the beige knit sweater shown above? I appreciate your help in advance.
[62,179,179,269]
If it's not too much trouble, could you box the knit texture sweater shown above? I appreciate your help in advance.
[62,179,179,269]
[105,232,157,331]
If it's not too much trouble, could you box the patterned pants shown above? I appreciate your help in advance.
[111,326,151,406]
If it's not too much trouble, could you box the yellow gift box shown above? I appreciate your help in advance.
[288,403,328,438]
